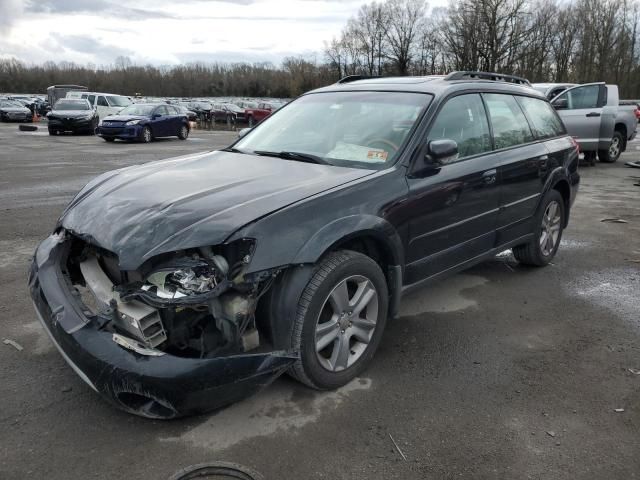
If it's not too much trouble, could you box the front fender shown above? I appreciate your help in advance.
[292,214,404,267]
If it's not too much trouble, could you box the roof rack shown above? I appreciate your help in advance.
[336,75,380,84]
[444,71,531,86]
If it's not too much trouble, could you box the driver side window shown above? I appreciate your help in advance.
[427,94,491,162]
[554,85,600,110]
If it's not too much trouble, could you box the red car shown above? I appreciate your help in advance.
[244,102,284,126]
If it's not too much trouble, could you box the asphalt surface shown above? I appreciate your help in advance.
[0,121,639,479]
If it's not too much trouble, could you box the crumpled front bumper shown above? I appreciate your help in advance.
[28,233,296,418]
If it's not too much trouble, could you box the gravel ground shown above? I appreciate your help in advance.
[0,121,639,479]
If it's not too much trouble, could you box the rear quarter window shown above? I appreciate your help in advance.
[516,96,565,139]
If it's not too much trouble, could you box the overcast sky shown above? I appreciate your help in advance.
[0,0,444,67]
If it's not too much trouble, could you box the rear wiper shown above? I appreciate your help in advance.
[253,150,329,165]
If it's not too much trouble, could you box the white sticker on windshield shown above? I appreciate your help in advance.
[326,142,388,163]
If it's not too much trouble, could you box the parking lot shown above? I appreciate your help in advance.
[1,120,639,479]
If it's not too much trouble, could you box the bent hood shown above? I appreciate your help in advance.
[60,150,373,269]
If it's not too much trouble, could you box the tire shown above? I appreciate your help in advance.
[48,129,56,136]
[289,250,388,390]
[103,137,115,142]
[141,126,152,143]
[513,189,565,266]
[248,116,254,127]
[177,124,189,140]
[584,151,596,166]
[19,124,37,132]
[598,131,623,163]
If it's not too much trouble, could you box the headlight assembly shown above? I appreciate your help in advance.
[126,120,140,126]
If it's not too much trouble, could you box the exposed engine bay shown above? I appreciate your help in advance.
[64,234,278,358]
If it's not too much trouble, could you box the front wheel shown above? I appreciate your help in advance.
[598,131,623,163]
[140,126,152,143]
[513,190,565,266]
[247,116,254,127]
[289,250,388,390]
[177,124,189,140]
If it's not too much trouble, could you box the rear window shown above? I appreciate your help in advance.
[517,96,565,139]
[483,93,534,149]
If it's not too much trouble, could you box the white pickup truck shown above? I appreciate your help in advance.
[543,83,638,164]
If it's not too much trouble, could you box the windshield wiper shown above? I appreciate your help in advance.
[253,150,329,165]
[221,147,248,154]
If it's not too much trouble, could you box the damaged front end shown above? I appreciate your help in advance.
[28,231,295,419]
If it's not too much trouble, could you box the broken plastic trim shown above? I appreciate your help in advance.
[112,333,166,357]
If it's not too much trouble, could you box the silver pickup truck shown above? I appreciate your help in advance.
[544,83,637,164]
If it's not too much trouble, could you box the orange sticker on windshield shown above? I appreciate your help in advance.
[367,150,388,161]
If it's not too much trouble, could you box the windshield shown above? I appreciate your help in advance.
[107,96,131,107]
[54,100,90,111]
[118,104,156,116]
[0,100,23,108]
[235,91,431,169]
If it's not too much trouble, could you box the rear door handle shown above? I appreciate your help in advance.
[586,112,601,117]
[482,169,497,185]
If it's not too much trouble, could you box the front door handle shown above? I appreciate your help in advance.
[586,112,601,117]
[482,169,497,185]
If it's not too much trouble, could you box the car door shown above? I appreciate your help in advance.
[481,93,548,243]
[404,93,501,285]
[167,105,182,133]
[151,105,171,136]
[550,83,607,151]
[96,95,110,120]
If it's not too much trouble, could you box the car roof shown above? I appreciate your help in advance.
[309,73,546,99]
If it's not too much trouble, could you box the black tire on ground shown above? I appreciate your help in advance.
[598,131,624,163]
[513,189,565,267]
[103,137,115,142]
[177,124,189,140]
[19,124,38,132]
[141,126,152,143]
[584,151,596,166]
[48,128,56,135]
[248,116,254,127]
[288,250,388,390]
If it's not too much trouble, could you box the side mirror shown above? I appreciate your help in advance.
[238,128,252,138]
[427,139,458,165]
[552,98,568,110]
[152,113,161,119]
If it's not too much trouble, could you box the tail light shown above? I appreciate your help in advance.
[635,107,640,120]
[570,136,580,153]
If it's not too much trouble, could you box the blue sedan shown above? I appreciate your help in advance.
[97,103,190,143]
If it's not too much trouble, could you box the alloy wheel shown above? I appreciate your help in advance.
[143,127,151,142]
[315,275,379,372]
[540,200,562,256]
[609,136,621,159]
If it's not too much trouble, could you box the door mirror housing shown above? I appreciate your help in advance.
[238,127,252,138]
[552,98,568,110]
[427,139,458,165]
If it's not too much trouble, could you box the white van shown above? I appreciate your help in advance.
[65,91,131,119]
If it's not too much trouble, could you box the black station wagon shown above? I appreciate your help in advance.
[29,71,579,418]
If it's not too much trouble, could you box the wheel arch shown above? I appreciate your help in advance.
[614,123,627,150]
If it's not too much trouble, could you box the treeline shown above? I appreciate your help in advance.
[1,0,640,98]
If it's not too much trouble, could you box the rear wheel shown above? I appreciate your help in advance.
[103,137,115,142]
[584,151,596,166]
[513,190,565,266]
[141,126,152,143]
[248,116,254,127]
[289,250,388,389]
[598,131,623,163]
[177,124,189,140]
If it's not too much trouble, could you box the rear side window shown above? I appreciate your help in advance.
[97,96,109,107]
[483,93,534,149]
[427,93,491,160]
[517,96,565,139]
[87,95,96,106]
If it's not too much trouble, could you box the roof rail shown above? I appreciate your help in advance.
[336,75,379,84]
[444,71,531,86]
